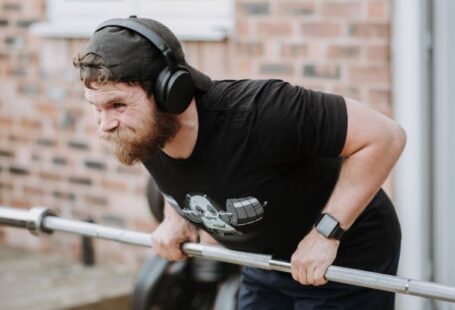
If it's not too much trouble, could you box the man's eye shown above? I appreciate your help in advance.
[113,103,126,109]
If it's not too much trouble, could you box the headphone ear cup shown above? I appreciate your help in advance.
[164,70,195,114]
[154,67,173,111]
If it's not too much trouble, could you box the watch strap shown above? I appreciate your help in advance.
[329,224,345,240]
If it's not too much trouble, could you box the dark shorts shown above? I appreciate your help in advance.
[238,247,400,310]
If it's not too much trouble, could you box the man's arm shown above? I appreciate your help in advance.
[325,97,406,229]
[290,97,406,286]
[151,200,199,260]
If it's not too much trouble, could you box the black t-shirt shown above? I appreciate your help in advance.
[143,79,401,270]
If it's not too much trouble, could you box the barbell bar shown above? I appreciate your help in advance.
[0,206,454,303]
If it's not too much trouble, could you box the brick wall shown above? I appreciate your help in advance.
[232,0,391,115]
[0,0,392,270]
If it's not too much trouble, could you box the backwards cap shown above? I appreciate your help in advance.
[80,17,212,91]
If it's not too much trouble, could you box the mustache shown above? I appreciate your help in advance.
[97,130,116,141]
[97,127,135,140]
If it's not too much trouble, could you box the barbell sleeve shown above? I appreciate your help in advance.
[0,206,454,303]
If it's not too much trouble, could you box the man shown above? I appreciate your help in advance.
[74,16,406,309]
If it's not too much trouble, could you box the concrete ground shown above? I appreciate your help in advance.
[0,246,135,310]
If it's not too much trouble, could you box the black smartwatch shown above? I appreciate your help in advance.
[314,213,345,240]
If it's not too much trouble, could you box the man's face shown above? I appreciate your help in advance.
[85,82,180,165]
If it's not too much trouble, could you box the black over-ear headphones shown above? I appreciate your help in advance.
[95,16,195,114]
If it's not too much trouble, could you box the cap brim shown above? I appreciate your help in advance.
[185,63,213,91]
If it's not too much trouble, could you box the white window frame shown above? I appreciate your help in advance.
[30,0,234,41]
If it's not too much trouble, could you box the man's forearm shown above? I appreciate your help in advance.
[163,200,188,223]
[323,126,406,230]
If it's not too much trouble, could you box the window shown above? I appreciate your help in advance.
[31,0,234,41]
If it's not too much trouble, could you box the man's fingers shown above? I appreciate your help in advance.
[167,244,186,261]
[154,242,186,261]
[188,231,200,243]
[313,266,328,286]
[298,265,309,285]
[306,265,316,285]
[290,255,300,282]
[151,233,186,261]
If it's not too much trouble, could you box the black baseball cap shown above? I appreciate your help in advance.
[79,17,212,91]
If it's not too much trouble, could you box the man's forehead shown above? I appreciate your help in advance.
[84,83,132,104]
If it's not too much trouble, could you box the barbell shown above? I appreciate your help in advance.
[0,206,454,303]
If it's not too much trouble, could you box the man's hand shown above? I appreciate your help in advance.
[199,230,218,245]
[290,228,339,286]
[151,213,199,261]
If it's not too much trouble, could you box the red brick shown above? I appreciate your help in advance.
[23,185,45,196]
[68,176,92,186]
[9,135,32,145]
[333,85,362,101]
[132,218,156,232]
[84,194,108,207]
[20,118,42,130]
[34,102,59,118]
[281,43,309,57]
[277,1,316,16]
[238,1,270,16]
[368,0,389,19]
[327,45,362,59]
[84,124,99,136]
[370,101,392,116]
[132,184,147,196]
[18,1,45,19]
[236,41,264,56]
[349,66,390,83]
[301,23,342,37]
[39,172,61,181]
[348,23,389,38]
[101,179,128,191]
[321,1,364,18]
[0,149,14,158]
[0,181,13,191]
[67,140,90,151]
[117,165,146,176]
[369,88,391,106]
[9,166,29,176]
[36,137,57,147]
[233,59,253,77]
[367,45,389,61]
[0,116,13,126]
[53,191,75,201]
[10,199,32,208]
[303,64,341,79]
[260,63,294,76]
[257,21,293,37]
[235,21,251,37]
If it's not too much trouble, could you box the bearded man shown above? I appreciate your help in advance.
[74,16,406,310]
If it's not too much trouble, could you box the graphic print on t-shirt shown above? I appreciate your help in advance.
[163,193,267,236]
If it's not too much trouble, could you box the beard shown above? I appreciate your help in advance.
[98,107,180,166]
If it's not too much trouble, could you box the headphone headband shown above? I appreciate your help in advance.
[95,18,177,69]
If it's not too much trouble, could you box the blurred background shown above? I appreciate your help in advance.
[0,0,453,309]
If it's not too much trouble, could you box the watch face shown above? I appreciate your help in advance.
[317,214,338,237]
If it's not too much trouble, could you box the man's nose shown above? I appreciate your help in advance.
[99,111,119,132]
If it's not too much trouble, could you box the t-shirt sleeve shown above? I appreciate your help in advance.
[254,80,348,161]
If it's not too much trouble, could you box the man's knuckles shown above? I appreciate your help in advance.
[292,257,324,268]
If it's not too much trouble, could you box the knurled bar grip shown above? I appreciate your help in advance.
[0,206,454,303]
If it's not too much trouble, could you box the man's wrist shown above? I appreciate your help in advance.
[311,227,340,245]
[314,213,345,240]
